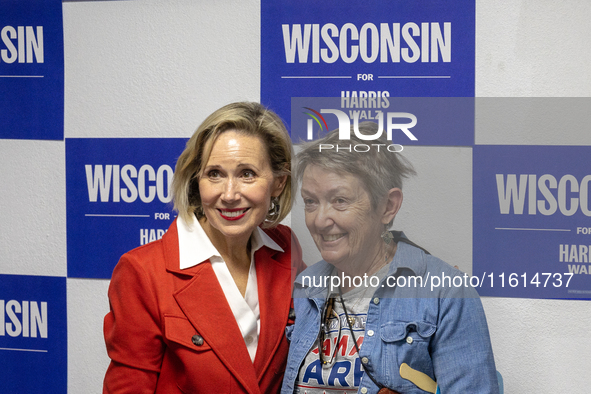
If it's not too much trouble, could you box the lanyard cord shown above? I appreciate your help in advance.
[337,286,386,391]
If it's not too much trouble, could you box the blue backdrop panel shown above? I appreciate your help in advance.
[261,0,474,128]
[66,138,187,279]
[0,274,67,393]
[0,0,64,140]
[474,145,591,299]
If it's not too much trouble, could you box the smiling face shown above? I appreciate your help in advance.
[198,130,286,246]
[301,165,389,276]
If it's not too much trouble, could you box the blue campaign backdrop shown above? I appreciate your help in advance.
[473,145,591,299]
[66,138,187,279]
[261,0,475,133]
[0,0,64,140]
[0,274,67,393]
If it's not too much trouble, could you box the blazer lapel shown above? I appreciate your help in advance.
[173,263,261,394]
[253,247,292,378]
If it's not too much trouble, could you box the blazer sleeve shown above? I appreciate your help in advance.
[429,287,499,393]
[103,252,165,394]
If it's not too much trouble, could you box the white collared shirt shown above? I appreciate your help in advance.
[176,215,284,362]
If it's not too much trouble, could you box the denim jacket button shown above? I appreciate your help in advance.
[361,357,369,364]
[367,330,374,337]
[361,388,368,394]
[373,297,380,305]
[406,336,414,344]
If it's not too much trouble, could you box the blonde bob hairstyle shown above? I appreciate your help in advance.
[172,102,293,228]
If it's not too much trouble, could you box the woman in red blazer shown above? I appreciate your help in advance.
[103,102,303,393]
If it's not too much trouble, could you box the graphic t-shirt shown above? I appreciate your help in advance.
[294,265,388,394]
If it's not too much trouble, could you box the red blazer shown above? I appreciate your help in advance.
[103,220,303,393]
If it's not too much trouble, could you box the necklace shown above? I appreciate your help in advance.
[341,250,393,325]
[338,286,394,392]
[337,241,396,325]
[340,284,373,326]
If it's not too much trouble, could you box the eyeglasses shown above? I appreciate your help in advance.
[318,297,342,367]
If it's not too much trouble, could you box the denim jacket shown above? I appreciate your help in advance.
[281,238,499,394]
